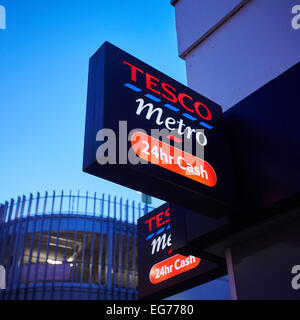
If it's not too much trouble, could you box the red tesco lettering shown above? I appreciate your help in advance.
[123,60,212,121]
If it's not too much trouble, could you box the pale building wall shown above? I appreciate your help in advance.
[173,0,300,110]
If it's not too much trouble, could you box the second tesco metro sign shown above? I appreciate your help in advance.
[83,42,235,217]
[138,203,226,300]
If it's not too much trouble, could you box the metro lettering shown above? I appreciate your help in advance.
[135,98,207,146]
[151,234,172,255]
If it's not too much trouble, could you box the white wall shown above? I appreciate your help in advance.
[174,0,247,57]
[174,0,300,110]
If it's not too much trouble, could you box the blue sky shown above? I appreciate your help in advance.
[0,0,186,205]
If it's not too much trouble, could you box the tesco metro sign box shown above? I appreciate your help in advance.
[138,203,226,300]
[83,42,235,217]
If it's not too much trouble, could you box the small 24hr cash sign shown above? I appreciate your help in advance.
[138,203,225,300]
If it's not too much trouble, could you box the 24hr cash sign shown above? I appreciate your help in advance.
[83,42,235,217]
[138,203,226,300]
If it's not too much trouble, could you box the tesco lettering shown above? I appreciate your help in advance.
[124,60,212,121]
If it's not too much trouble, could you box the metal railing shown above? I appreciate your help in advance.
[0,190,153,300]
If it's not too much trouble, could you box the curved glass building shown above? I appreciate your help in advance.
[0,191,149,300]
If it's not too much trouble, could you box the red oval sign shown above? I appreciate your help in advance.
[131,131,217,187]
[149,254,201,284]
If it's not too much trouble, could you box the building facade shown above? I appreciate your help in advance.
[0,191,148,300]
[171,0,300,299]
[172,0,300,111]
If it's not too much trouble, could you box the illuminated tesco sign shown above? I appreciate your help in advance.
[138,203,226,300]
[83,42,236,217]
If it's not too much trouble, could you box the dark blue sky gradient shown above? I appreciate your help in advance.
[0,0,186,204]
